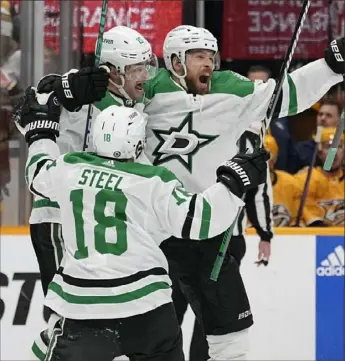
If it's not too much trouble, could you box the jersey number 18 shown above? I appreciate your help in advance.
[70,189,128,259]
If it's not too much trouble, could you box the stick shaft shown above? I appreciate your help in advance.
[323,111,345,171]
[82,0,108,151]
[295,125,324,226]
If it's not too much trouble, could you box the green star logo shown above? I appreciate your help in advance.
[152,112,218,172]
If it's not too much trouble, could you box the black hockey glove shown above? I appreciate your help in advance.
[52,67,109,112]
[324,38,345,74]
[37,73,62,93]
[13,87,61,146]
[217,149,269,198]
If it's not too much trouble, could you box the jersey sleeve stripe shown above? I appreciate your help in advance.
[29,159,53,199]
[25,153,50,184]
[199,197,211,239]
[182,194,197,239]
[287,74,298,115]
[33,199,60,209]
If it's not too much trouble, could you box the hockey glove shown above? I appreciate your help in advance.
[52,67,109,112]
[37,73,62,93]
[324,38,345,74]
[217,149,269,198]
[13,87,61,145]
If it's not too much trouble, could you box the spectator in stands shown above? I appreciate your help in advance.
[294,127,344,227]
[246,65,309,176]
[295,99,342,169]
[264,135,301,226]
[247,65,271,82]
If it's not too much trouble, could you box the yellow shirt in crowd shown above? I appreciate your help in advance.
[294,167,344,226]
[271,170,301,226]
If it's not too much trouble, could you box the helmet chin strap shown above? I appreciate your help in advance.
[171,63,188,90]
[109,75,132,101]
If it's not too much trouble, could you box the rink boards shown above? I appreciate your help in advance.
[0,228,344,361]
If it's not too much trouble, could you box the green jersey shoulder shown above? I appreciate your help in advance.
[63,151,181,184]
[143,68,254,100]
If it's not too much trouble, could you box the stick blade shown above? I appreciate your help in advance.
[323,148,338,171]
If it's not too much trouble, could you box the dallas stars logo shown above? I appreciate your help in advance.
[152,112,218,172]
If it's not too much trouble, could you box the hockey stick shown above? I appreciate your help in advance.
[82,0,108,151]
[295,125,324,226]
[323,110,345,171]
[210,0,311,281]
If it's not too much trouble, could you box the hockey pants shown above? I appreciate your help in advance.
[166,234,250,360]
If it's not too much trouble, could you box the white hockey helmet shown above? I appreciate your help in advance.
[163,25,219,77]
[98,26,157,79]
[91,105,146,161]
[97,26,158,100]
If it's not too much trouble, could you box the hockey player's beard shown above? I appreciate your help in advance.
[185,75,210,95]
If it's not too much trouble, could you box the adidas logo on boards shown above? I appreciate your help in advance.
[316,245,344,277]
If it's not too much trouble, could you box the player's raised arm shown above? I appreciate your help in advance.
[13,88,62,200]
[231,38,344,138]
[153,150,269,240]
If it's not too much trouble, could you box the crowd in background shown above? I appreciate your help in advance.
[1,0,344,228]
[246,65,344,227]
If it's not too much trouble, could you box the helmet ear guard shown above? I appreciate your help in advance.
[99,64,111,73]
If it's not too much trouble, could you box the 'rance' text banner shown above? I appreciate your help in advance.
[11,0,183,58]
[222,0,345,60]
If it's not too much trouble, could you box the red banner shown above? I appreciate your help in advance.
[222,0,345,60]
[11,0,183,57]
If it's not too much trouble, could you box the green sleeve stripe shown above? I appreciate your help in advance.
[287,75,298,115]
[33,199,60,209]
[199,197,211,239]
[48,281,170,304]
[31,342,45,361]
[25,153,49,184]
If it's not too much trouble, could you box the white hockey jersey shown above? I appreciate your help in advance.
[141,60,342,193]
[29,90,143,224]
[25,139,244,319]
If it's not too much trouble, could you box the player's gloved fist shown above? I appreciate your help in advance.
[216,149,269,198]
[324,38,345,74]
[13,87,61,145]
[52,67,109,111]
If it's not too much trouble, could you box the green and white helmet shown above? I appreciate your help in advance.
[92,105,146,161]
[97,26,158,99]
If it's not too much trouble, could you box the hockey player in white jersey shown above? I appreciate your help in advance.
[32,26,345,360]
[16,87,269,361]
[17,26,156,359]
[137,27,345,360]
